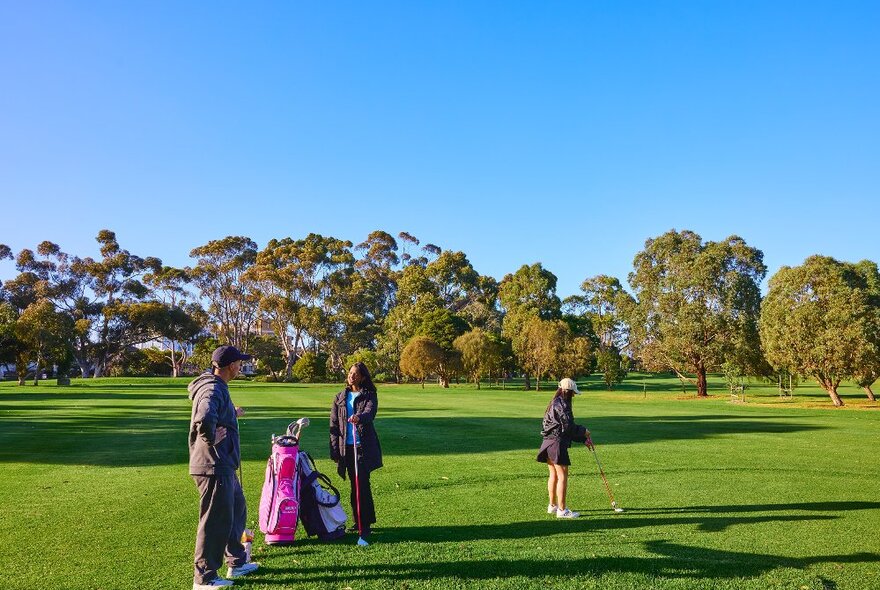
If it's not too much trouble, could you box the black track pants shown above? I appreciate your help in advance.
[344,445,376,531]
[192,474,247,584]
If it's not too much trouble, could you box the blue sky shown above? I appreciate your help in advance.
[1,1,878,298]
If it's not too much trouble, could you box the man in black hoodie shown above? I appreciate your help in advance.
[188,345,257,589]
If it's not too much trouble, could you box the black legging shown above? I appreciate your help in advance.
[344,445,376,532]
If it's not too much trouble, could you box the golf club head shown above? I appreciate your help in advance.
[357,537,369,547]
[297,417,310,428]
[613,507,625,513]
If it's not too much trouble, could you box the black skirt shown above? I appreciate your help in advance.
[536,438,570,466]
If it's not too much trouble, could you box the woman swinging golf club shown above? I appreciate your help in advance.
[330,362,382,545]
[536,378,591,518]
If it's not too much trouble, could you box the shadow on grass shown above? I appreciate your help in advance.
[267,539,879,584]
[0,407,826,465]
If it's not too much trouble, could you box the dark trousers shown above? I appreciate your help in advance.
[193,474,247,584]
[344,445,376,532]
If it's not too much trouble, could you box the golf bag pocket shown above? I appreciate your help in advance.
[259,441,301,544]
[298,451,346,541]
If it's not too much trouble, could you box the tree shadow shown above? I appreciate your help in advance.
[377,415,826,456]
[0,408,826,465]
[266,539,879,584]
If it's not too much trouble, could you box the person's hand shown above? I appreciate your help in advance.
[585,435,594,450]
[348,415,360,425]
[214,426,228,445]
[235,406,246,418]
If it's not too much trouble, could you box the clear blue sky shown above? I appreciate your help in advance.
[1,1,877,298]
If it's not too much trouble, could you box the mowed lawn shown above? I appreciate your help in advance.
[1,374,879,590]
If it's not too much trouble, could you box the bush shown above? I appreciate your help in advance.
[293,352,328,383]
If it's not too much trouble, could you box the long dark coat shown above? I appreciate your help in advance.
[329,386,383,479]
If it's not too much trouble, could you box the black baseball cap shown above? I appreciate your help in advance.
[211,345,252,367]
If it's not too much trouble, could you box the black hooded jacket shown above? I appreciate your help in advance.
[187,372,240,476]
[540,395,588,448]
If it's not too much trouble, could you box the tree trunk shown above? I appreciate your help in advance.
[523,372,531,390]
[33,351,42,386]
[817,376,845,406]
[827,387,844,407]
[75,354,91,378]
[696,366,708,397]
[863,386,876,402]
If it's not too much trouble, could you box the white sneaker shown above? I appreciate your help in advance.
[227,562,259,578]
[556,508,580,519]
[547,503,558,514]
[193,578,233,589]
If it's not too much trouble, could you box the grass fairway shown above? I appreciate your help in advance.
[1,374,879,590]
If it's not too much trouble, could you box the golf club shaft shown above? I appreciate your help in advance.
[352,437,363,538]
[589,445,617,507]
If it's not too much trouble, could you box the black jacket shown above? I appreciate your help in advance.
[330,386,383,479]
[541,396,588,447]
[187,372,240,475]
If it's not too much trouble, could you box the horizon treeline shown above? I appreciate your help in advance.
[1,229,878,406]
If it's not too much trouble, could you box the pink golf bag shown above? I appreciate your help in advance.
[258,418,309,544]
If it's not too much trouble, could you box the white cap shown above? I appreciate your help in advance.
[558,378,580,394]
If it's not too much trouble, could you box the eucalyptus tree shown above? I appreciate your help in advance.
[190,236,259,350]
[353,230,400,341]
[87,230,164,376]
[244,234,354,376]
[377,263,440,381]
[13,232,162,377]
[565,275,636,390]
[760,256,880,406]
[498,263,562,389]
[629,230,766,397]
[143,266,205,376]
[15,299,74,385]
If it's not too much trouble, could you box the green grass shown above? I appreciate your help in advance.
[1,373,878,589]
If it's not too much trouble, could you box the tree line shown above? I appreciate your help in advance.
[1,229,877,406]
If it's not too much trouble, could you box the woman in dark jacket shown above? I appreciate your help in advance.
[536,377,592,519]
[330,362,383,538]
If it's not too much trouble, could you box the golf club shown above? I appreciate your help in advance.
[587,441,624,513]
[351,440,369,546]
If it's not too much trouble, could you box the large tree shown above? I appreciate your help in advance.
[244,234,354,377]
[15,300,74,385]
[760,255,880,407]
[143,266,205,376]
[12,233,161,376]
[629,230,766,397]
[190,236,259,350]
[564,275,635,390]
[400,335,443,388]
[453,328,500,389]
[517,317,593,390]
[498,263,562,389]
